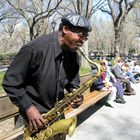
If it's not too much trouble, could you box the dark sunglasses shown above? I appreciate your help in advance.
[69,28,89,40]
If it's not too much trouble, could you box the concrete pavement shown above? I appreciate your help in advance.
[66,83,140,140]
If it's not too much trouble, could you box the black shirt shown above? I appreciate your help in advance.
[2,32,80,115]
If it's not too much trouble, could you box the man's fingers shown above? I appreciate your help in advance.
[71,103,81,108]
[26,106,46,130]
[35,119,44,128]
[40,116,46,124]
[29,120,33,130]
[29,117,46,131]
[37,117,46,128]
[30,120,38,130]
[71,95,84,108]
[73,96,83,103]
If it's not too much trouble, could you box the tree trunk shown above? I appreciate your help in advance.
[114,27,121,56]
[81,41,91,69]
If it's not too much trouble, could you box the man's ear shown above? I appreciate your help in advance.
[62,25,70,34]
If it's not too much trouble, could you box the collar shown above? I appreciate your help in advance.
[52,32,63,59]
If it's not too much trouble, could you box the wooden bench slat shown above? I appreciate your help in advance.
[0,96,19,121]
[64,90,111,118]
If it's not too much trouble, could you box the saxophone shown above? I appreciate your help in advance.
[24,48,101,140]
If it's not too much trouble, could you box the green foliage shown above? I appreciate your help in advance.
[110,59,115,66]
[79,67,91,76]
[0,53,10,60]
[0,52,17,61]
[129,48,135,53]
[0,72,5,95]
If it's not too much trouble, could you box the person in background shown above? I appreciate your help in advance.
[112,57,136,95]
[127,60,140,81]
[122,63,139,84]
[2,13,92,140]
[90,61,117,107]
[129,60,140,74]
[103,60,126,104]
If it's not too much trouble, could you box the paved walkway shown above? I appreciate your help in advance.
[66,83,140,140]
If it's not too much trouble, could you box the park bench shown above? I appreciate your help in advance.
[0,90,111,140]
[0,74,111,140]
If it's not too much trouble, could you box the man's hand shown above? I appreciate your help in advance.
[26,106,46,131]
[71,95,83,108]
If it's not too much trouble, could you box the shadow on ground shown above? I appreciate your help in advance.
[77,102,104,126]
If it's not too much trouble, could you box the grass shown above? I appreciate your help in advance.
[0,72,5,96]
[79,66,91,76]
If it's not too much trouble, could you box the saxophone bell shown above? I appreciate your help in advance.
[23,116,77,140]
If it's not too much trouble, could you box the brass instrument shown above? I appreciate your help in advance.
[24,47,101,140]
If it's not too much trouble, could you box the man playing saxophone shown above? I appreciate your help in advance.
[2,13,92,140]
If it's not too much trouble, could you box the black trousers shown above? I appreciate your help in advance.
[117,78,133,92]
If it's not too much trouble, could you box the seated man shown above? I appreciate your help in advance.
[112,57,136,95]
[102,60,126,104]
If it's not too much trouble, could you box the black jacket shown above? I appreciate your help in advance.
[2,32,80,117]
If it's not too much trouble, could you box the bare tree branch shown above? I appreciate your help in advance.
[100,0,138,56]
